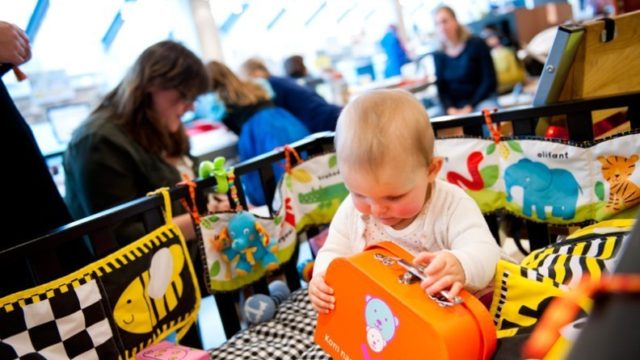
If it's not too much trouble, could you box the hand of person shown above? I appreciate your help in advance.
[308,272,335,313]
[0,21,31,65]
[414,251,465,297]
[459,105,473,114]
[446,107,459,115]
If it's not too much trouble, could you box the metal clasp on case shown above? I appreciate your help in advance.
[374,253,464,307]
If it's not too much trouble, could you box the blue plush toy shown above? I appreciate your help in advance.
[216,211,279,276]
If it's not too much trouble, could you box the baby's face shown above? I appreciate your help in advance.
[342,160,435,230]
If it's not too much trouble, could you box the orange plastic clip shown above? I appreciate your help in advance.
[284,145,303,173]
[13,66,27,81]
[177,174,201,225]
[482,108,501,144]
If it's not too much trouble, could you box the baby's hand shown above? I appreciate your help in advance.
[413,251,465,297]
[308,272,335,314]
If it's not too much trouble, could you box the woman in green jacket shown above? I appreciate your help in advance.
[64,41,209,245]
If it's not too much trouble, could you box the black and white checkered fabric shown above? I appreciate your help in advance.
[0,279,119,359]
[209,288,331,360]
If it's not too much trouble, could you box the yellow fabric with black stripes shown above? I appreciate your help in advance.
[521,219,634,288]
[0,189,200,360]
[490,219,634,355]
[490,260,571,339]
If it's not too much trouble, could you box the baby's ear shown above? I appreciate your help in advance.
[428,157,443,180]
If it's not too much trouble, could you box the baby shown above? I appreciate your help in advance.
[309,89,501,313]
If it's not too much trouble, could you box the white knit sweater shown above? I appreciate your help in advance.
[313,180,502,291]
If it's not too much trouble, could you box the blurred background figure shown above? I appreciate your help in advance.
[283,54,324,92]
[240,57,341,133]
[208,60,309,206]
[380,24,411,78]
[64,41,209,245]
[482,25,526,94]
[1,20,92,295]
[241,57,271,80]
[430,5,498,117]
[283,55,307,79]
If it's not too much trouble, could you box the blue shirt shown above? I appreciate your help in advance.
[381,30,410,78]
[268,76,342,133]
[236,107,310,206]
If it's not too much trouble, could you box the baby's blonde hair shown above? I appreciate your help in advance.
[335,89,435,174]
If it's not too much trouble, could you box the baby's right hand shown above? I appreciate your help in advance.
[308,272,335,314]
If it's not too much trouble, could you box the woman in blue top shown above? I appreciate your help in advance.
[431,5,498,117]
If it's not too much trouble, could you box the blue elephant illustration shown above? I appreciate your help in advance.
[504,158,580,220]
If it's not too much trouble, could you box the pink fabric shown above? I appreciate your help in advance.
[309,228,330,256]
[136,341,209,360]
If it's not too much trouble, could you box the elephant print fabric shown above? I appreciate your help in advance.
[437,138,502,213]
[504,159,580,220]
[435,133,640,224]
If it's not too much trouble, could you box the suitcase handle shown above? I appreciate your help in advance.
[374,253,464,307]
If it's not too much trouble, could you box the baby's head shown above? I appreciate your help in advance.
[336,89,436,175]
[335,89,441,229]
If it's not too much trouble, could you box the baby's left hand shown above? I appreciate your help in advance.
[413,251,465,297]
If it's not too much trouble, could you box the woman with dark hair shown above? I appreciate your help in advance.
[431,5,498,117]
[207,60,309,206]
[64,41,209,244]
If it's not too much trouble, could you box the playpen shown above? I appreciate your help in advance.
[1,91,639,359]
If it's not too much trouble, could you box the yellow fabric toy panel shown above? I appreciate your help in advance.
[490,219,633,356]
[0,189,200,359]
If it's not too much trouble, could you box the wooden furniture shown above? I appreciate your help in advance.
[534,10,640,139]
[557,10,640,100]
[468,3,573,49]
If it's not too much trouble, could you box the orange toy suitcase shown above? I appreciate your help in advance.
[314,241,496,360]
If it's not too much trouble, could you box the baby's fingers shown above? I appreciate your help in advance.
[309,289,335,313]
[311,287,335,306]
[424,256,445,276]
[308,276,335,313]
[311,296,334,313]
[445,281,463,298]
[425,275,460,297]
[314,278,334,296]
[413,252,436,266]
